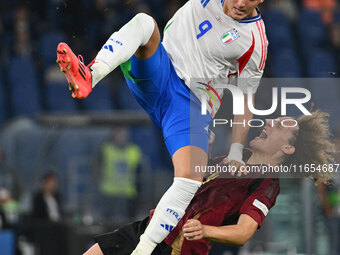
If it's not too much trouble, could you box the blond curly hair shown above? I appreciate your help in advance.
[282,110,336,185]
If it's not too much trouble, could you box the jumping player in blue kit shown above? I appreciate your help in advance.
[56,0,267,254]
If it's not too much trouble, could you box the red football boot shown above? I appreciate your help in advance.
[56,42,94,99]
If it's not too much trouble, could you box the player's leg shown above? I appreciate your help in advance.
[56,13,159,99]
[127,52,211,254]
[83,218,151,255]
[92,13,160,86]
[132,146,207,255]
[172,146,208,179]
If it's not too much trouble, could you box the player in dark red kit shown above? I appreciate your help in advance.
[84,111,334,255]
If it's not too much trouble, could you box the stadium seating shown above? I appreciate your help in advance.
[9,122,47,190]
[265,9,295,53]
[43,130,94,196]
[117,81,143,110]
[46,1,71,30]
[271,49,302,77]
[306,50,336,77]
[298,10,327,54]
[8,56,41,117]
[39,30,66,68]
[130,127,163,169]
[0,231,15,255]
[335,10,340,23]
[0,71,7,123]
[310,79,340,126]
[82,81,114,111]
[49,129,94,164]
[45,81,78,112]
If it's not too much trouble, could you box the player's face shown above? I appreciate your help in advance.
[250,117,299,156]
[44,177,58,193]
[225,0,264,20]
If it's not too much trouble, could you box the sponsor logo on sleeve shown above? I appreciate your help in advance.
[253,199,269,216]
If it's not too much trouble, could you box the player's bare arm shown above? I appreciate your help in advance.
[183,214,258,246]
[134,19,160,60]
[228,94,254,172]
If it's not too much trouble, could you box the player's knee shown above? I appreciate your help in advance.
[134,13,157,45]
[134,13,154,24]
[172,177,201,196]
[133,13,160,58]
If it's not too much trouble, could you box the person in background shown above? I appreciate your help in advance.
[0,188,9,229]
[303,0,337,24]
[32,171,62,222]
[266,0,298,22]
[318,180,340,255]
[318,126,340,255]
[12,4,33,57]
[0,146,20,228]
[0,187,20,229]
[96,128,142,221]
[30,171,66,255]
[0,146,21,255]
[329,22,340,73]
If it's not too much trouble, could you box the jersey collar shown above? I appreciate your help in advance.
[237,8,262,23]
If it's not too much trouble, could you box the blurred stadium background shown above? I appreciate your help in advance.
[0,0,340,254]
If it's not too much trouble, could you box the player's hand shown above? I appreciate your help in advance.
[227,143,247,176]
[229,160,248,177]
[221,157,228,165]
[183,219,205,241]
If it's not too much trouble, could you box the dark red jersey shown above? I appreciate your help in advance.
[152,152,280,255]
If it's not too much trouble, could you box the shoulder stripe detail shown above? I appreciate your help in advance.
[238,32,255,75]
[260,20,268,70]
[256,20,267,71]
[256,21,265,71]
